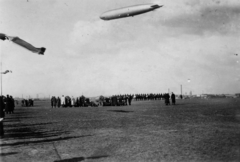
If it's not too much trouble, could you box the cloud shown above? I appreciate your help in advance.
[67,20,132,56]
[69,20,111,45]
[67,17,157,57]
[159,2,240,36]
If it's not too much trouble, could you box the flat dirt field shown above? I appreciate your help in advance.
[1,98,240,162]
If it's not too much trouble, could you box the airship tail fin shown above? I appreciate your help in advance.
[39,47,46,55]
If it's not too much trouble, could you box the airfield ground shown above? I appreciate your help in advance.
[0,98,240,162]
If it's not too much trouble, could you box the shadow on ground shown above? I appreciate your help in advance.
[1,109,92,148]
[1,135,92,147]
[3,122,71,141]
[5,122,58,128]
[107,110,133,113]
[0,152,18,156]
[54,155,109,162]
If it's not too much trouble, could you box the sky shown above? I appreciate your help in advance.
[0,0,240,98]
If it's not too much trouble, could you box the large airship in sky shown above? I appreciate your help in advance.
[100,4,163,20]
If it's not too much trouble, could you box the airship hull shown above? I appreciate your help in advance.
[100,4,162,20]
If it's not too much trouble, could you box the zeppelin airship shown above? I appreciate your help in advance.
[100,4,163,20]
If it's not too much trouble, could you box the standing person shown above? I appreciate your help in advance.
[171,92,176,105]
[71,96,75,107]
[164,93,170,106]
[65,96,69,107]
[80,95,85,107]
[0,96,5,137]
[10,96,15,113]
[25,99,28,107]
[28,99,32,107]
[51,96,57,108]
[128,95,133,106]
[76,97,79,107]
[111,96,117,106]
[61,95,65,107]
[21,99,25,107]
[124,95,128,106]
[57,97,61,108]
[5,95,11,114]
[31,99,34,107]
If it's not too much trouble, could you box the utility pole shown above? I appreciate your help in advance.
[0,62,2,96]
[0,41,4,137]
[0,44,2,96]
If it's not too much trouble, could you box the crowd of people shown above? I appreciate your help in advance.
[50,93,178,108]
[135,93,177,105]
[0,95,15,114]
[135,93,164,100]
[101,94,134,106]
[50,95,96,108]
[50,94,134,108]
[0,95,15,137]
[21,99,34,107]
[163,92,176,105]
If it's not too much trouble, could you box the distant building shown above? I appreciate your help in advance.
[225,94,237,98]
[201,94,238,98]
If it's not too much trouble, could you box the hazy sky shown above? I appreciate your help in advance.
[0,0,240,98]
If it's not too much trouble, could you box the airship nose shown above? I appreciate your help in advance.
[100,14,106,20]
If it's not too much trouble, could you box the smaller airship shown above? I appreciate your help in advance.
[100,4,163,20]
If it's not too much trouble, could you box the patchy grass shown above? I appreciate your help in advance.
[1,98,240,162]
